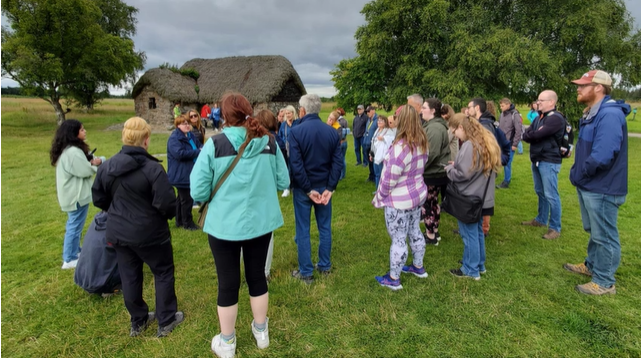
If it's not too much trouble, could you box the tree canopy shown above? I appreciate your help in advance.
[1,0,145,123]
[331,0,640,122]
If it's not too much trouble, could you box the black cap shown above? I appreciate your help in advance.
[366,106,375,112]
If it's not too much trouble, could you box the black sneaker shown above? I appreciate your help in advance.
[291,270,314,284]
[449,268,480,281]
[314,264,331,276]
[130,312,156,337]
[424,232,439,246]
[435,230,442,242]
[184,223,199,231]
[495,182,509,189]
[157,311,184,337]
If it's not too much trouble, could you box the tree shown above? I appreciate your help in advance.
[1,0,145,124]
[332,0,640,124]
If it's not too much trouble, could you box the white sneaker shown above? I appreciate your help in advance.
[281,189,290,198]
[61,259,78,270]
[251,318,269,349]
[211,334,236,358]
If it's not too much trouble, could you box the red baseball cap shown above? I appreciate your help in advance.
[571,70,612,86]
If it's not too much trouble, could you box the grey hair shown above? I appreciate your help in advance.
[407,93,424,106]
[284,105,297,118]
[299,94,322,114]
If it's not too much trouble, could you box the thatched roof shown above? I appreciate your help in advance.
[133,55,306,104]
[132,68,198,102]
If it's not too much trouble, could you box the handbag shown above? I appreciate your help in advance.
[441,174,492,224]
[197,137,250,228]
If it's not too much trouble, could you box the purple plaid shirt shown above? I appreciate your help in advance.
[372,140,428,209]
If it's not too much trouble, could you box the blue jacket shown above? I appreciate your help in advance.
[362,113,378,147]
[190,127,290,240]
[277,119,300,158]
[288,113,343,192]
[270,130,287,160]
[570,96,630,196]
[479,112,511,166]
[209,107,221,122]
[167,129,201,188]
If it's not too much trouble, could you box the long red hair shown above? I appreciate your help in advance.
[220,92,268,140]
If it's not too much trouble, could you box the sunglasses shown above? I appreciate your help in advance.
[190,114,198,118]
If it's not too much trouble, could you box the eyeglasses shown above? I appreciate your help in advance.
[189,114,198,118]
[179,122,191,126]
[536,99,551,103]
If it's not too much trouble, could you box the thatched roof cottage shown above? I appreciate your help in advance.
[132,55,307,127]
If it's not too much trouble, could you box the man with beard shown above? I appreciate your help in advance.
[564,70,630,295]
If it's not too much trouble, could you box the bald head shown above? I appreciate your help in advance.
[537,90,558,112]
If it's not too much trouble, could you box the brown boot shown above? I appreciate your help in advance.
[521,219,547,227]
[563,263,592,277]
[542,228,560,240]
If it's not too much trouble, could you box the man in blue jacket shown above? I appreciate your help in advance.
[288,94,343,284]
[362,106,378,182]
[564,70,630,295]
[352,105,368,166]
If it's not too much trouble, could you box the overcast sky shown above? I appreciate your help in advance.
[1,0,641,97]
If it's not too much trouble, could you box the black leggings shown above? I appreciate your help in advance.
[208,232,271,307]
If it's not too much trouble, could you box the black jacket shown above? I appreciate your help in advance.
[353,113,368,138]
[523,109,566,164]
[92,146,176,247]
[479,112,512,166]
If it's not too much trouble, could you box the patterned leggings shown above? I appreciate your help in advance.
[422,185,444,237]
[384,206,426,279]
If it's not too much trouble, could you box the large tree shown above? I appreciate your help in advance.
[332,0,640,122]
[1,0,145,124]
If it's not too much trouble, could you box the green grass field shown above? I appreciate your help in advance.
[2,98,640,357]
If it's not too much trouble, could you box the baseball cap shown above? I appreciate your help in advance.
[357,105,364,110]
[395,105,404,116]
[571,70,612,86]
[365,105,374,112]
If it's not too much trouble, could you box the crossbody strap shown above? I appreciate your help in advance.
[200,138,250,211]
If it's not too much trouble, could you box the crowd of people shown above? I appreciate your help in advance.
[49,69,630,356]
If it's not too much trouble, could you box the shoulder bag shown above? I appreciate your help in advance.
[197,138,250,228]
[441,173,492,224]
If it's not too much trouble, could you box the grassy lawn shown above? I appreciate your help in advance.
[2,98,640,357]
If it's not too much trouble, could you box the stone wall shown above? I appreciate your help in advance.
[134,87,174,128]
[254,101,300,116]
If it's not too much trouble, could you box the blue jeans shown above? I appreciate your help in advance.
[340,141,348,180]
[293,187,333,276]
[63,203,89,262]
[578,188,626,288]
[517,141,523,154]
[373,162,383,190]
[354,136,364,165]
[531,162,562,232]
[458,218,485,277]
[503,150,515,184]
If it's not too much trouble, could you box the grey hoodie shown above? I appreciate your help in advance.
[445,141,496,209]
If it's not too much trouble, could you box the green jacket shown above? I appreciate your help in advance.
[55,146,98,212]
[190,127,290,240]
[422,117,451,179]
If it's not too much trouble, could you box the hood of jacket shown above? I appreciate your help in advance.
[104,146,160,178]
[584,96,631,124]
[222,126,270,159]
[502,103,517,114]
[479,111,496,123]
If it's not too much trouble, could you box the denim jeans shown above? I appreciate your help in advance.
[340,141,348,180]
[293,187,333,276]
[503,150,515,184]
[531,161,562,232]
[517,141,523,154]
[578,188,626,288]
[63,203,89,262]
[458,218,485,277]
[373,162,383,190]
[354,136,364,165]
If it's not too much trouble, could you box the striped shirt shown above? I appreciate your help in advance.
[372,139,428,210]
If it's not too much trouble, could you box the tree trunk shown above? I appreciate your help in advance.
[51,98,66,125]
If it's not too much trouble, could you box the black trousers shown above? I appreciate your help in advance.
[113,241,178,327]
[175,187,194,227]
[208,233,271,307]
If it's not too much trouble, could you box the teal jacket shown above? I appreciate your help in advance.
[190,127,290,240]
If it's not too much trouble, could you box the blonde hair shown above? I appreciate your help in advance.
[284,105,297,120]
[449,113,501,175]
[395,105,429,153]
[122,117,151,146]
[329,110,339,121]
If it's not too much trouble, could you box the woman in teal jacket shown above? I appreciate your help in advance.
[190,92,289,357]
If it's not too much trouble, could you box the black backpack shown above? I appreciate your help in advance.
[556,112,574,158]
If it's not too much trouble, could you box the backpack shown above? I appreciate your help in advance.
[556,112,574,158]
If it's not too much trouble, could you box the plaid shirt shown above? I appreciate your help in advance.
[372,140,428,209]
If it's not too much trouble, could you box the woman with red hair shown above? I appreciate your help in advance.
[190,92,289,357]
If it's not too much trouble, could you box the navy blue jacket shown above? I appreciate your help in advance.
[570,96,630,196]
[288,113,343,192]
[167,129,201,188]
[362,113,379,147]
[353,112,368,138]
[479,112,511,166]
[270,130,287,161]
